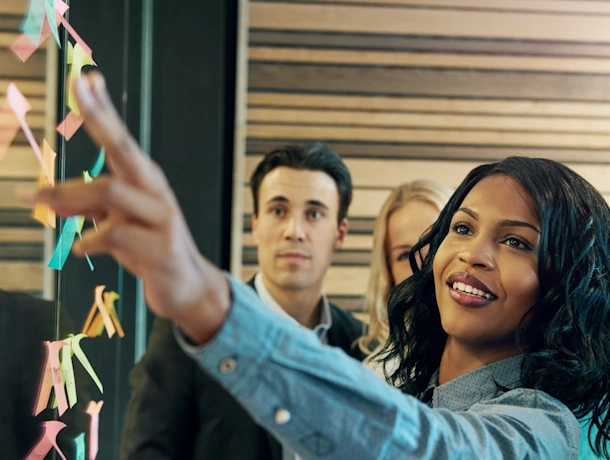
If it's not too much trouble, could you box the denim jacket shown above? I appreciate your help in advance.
[176,275,580,459]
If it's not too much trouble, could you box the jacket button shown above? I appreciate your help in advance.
[274,408,291,425]
[219,357,236,374]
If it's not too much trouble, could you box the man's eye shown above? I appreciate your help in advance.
[309,210,322,219]
[272,208,284,216]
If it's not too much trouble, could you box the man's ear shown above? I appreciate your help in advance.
[251,214,260,244]
[333,218,348,251]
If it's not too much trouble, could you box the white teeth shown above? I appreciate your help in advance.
[452,281,493,299]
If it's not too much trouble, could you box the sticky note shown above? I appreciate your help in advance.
[69,333,103,393]
[6,83,53,184]
[74,433,86,460]
[55,0,95,64]
[104,291,124,338]
[49,340,69,416]
[11,8,61,62]
[0,98,20,164]
[95,285,116,338]
[89,148,105,177]
[25,420,67,460]
[56,111,84,140]
[87,401,104,460]
[60,339,77,409]
[44,0,60,47]
[33,341,54,416]
[32,139,57,228]
[48,216,79,270]
[20,0,46,48]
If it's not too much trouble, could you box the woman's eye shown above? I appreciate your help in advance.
[505,237,530,250]
[397,251,411,261]
[453,223,470,235]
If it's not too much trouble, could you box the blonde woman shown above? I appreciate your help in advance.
[359,180,453,376]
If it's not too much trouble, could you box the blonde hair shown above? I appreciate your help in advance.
[358,180,453,356]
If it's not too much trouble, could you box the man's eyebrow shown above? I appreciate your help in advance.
[264,196,289,205]
[455,207,540,233]
[306,199,329,210]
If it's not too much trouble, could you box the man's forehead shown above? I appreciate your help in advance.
[259,167,339,198]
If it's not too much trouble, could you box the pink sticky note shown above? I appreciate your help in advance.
[54,0,69,16]
[33,342,54,416]
[25,420,67,460]
[10,11,61,63]
[48,340,69,416]
[6,83,53,184]
[87,400,104,460]
[57,110,84,140]
[0,98,20,164]
[95,285,116,338]
[53,0,95,65]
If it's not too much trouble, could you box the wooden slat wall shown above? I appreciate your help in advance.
[0,0,48,294]
[237,0,610,313]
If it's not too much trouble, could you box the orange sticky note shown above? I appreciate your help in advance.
[94,285,116,338]
[32,139,57,228]
[25,420,68,460]
[6,83,53,183]
[104,291,124,338]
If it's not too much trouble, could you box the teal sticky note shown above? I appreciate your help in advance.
[74,432,86,460]
[44,0,60,47]
[48,216,79,270]
[90,148,106,178]
[21,0,46,46]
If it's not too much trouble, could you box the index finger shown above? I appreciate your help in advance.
[74,72,161,192]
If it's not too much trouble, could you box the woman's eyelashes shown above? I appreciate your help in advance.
[396,250,411,262]
[450,221,534,251]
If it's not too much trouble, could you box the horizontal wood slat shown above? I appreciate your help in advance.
[247,124,610,149]
[247,108,610,133]
[249,64,610,101]
[0,227,44,243]
[250,3,610,43]
[249,47,610,74]
[0,146,44,179]
[248,93,610,118]
[281,0,610,15]
[0,261,43,291]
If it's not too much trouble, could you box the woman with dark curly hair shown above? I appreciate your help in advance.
[380,157,610,458]
[32,74,610,460]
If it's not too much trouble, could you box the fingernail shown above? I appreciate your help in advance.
[15,185,38,204]
[92,73,106,92]
[76,75,93,107]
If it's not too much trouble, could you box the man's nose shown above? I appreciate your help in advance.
[283,215,306,242]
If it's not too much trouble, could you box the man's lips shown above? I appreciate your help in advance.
[277,252,310,260]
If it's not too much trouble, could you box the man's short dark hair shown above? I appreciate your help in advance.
[250,142,352,223]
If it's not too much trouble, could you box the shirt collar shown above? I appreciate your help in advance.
[424,354,524,411]
[254,273,333,343]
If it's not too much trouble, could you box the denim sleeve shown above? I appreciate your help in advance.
[177,274,579,460]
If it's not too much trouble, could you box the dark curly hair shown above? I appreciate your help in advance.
[380,156,610,457]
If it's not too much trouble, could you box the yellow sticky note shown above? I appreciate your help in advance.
[68,43,95,115]
[32,139,56,228]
